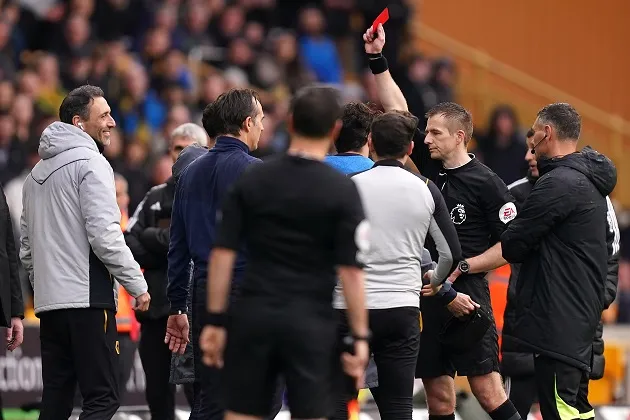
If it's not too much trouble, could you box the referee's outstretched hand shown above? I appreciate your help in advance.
[341,340,370,389]
[165,314,190,355]
[200,325,226,368]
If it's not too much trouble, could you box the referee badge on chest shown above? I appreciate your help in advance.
[450,204,466,225]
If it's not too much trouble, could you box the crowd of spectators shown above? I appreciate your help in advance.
[0,0,628,322]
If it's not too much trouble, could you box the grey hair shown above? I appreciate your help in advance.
[170,123,209,147]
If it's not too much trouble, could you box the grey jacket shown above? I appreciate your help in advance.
[20,122,147,315]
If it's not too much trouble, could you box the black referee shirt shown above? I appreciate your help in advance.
[434,155,517,267]
[214,153,368,307]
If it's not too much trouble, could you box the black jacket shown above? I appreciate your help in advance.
[0,184,23,327]
[125,179,175,321]
[501,173,537,376]
[501,146,617,371]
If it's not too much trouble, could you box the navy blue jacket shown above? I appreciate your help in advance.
[167,136,260,312]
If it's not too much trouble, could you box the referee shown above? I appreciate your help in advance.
[332,110,462,420]
[200,85,370,419]
[417,101,521,420]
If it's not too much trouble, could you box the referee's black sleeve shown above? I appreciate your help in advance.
[482,174,518,243]
[335,182,368,268]
[427,180,461,283]
[215,181,246,251]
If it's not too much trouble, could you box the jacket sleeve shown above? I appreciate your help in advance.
[604,196,620,308]
[427,180,461,285]
[501,175,575,263]
[125,193,163,269]
[167,179,192,312]
[79,156,148,298]
[2,187,23,319]
[19,203,33,289]
[140,227,170,257]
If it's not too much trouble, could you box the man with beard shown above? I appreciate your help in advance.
[501,103,617,420]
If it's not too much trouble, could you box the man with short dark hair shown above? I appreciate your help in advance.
[20,85,150,419]
[325,102,376,174]
[501,103,618,420]
[165,89,282,420]
[332,109,462,420]
[200,85,370,420]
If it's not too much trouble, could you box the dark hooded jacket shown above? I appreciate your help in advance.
[500,171,537,376]
[125,145,208,321]
[501,146,617,371]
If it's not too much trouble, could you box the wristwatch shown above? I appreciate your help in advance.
[458,260,470,274]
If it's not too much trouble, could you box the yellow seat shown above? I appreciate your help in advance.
[588,344,624,405]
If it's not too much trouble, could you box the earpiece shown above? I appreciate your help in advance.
[78,123,84,130]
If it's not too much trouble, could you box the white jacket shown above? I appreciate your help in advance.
[20,122,147,315]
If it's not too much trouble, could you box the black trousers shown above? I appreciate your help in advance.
[534,355,594,420]
[139,317,176,420]
[333,307,421,420]
[504,375,537,419]
[39,308,120,420]
[189,279,283,420]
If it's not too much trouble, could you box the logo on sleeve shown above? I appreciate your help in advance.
[450,204,466,225]
[499,202,517,224]
[354,220,371,253]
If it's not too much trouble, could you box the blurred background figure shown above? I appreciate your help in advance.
[474,105,528,185]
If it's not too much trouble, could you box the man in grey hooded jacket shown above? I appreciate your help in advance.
[19,85,150,420]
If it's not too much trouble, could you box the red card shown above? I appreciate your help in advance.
[371,7,390,32]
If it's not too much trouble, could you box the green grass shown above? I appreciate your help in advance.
[1,409,40,420]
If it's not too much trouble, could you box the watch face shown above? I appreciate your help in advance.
[459,261,470,273]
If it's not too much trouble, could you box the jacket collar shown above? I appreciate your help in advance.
[214,136,250,154]
[373,159,405,168]
[527,169,538,184]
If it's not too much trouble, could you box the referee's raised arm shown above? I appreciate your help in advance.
[363,24,408,112]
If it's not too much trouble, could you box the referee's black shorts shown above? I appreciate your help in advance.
[416,275,500,378]
[223,299,338,419]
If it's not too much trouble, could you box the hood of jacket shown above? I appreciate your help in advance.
[32,122,101,184]
[538,146,617,196]
[172,143,208,181]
